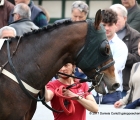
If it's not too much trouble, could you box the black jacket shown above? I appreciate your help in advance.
[122,24,140,91]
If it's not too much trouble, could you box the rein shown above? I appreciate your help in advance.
[0,36,21,74]
[40,60,114,114]
[40,58,115,114]
[50,60,115,114]
[39,73,90,114]
[6,40,45,101]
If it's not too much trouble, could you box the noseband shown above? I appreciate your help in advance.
[87,60,115,92]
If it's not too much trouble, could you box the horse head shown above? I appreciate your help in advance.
[75,10,119,95]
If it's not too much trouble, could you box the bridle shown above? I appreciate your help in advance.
[87,59,115,92]
[88,59,115,82]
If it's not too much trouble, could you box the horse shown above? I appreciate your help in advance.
[0,10,119,120]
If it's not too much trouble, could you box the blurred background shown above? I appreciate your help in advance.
[8,0,140,23]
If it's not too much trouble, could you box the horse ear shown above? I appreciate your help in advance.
[94,9,102,30]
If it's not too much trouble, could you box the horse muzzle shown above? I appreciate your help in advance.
[107,82,120,94]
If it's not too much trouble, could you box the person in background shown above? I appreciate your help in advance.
[55,1,89,23]
[9,3,38,36]
[38,5,50,23]
[0,26,16,50]
[70,1,88,21]
[0,0,14,28]
[114,41,140,109]
[8,0,48,28]
[94,9,128,104]
[45,63,98,120]
[110,4,140,97]
[0,26,16,38]
[121,0,140,32]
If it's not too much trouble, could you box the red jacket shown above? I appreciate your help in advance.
[0,0,14,28]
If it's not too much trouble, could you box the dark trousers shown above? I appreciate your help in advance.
[94,91,122,104]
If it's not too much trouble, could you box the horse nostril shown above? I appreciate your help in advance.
[112,83,120,90]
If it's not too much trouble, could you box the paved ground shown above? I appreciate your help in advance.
[32,102,140,120]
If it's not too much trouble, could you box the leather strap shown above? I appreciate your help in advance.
[0,67,40,94]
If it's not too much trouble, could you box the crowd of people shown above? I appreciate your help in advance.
[0,0,140,119]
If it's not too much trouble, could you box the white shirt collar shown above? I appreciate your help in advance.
[109,33,118,43]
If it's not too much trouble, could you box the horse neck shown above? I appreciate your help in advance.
[12,22,88,90]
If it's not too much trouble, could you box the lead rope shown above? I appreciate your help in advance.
[54,81,82,115]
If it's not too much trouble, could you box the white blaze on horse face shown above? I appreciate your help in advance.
[71,8,87,21]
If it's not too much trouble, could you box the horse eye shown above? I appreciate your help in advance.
[100,40,110,56]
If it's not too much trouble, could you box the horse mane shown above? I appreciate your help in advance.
[21,19,74,38]
[9,19,86,45]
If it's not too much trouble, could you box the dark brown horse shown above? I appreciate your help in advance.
[0,11,119,120]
